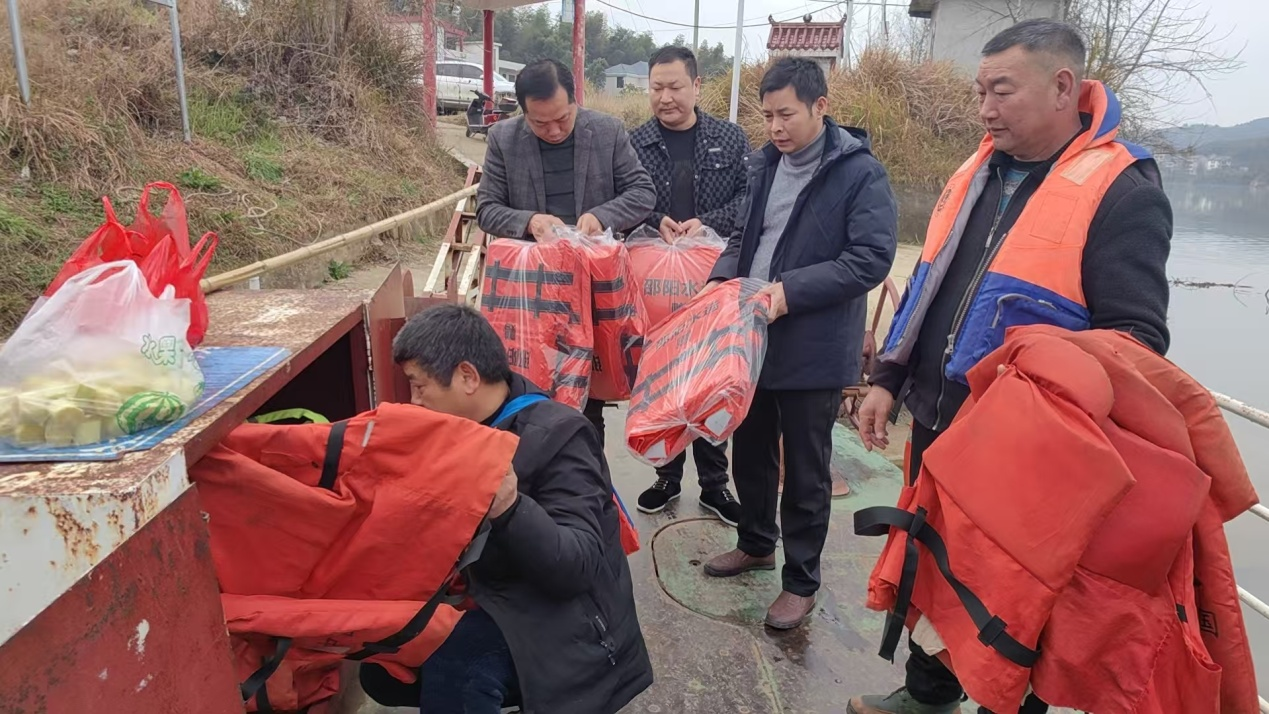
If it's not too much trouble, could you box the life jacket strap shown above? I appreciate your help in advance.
[240,636,292,708]
[854,506,1041,669]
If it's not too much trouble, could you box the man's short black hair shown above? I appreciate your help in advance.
[983,19,1086,80]
[515,58,575,112]
[649,45,698,81]
[759,57,828,108]
[392,304,511,386]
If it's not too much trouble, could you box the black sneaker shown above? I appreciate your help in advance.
[637,478,681,513]
[699,488,741,527]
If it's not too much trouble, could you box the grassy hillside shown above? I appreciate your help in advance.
[0,0,464,335]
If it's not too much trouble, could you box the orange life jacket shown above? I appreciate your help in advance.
[482,238,593,409]
[189,403,519,712]
[880,81,1153,385]
[857,326,1260,714]
[625,278,770,466]
[575,238,648,402]
[627,236,724,329]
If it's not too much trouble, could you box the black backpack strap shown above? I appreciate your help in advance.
[853,506,1040,669]
[240,636,292,708]
[319,421,349,491]
[345,520,492,661]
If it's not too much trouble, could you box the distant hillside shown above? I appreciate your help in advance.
[1157,118,1269,152]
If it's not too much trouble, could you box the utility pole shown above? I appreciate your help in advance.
[4,0,29,106]
[728,0,743,122]
[692,0,699,50]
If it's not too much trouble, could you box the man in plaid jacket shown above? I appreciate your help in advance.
[630,45,751,528]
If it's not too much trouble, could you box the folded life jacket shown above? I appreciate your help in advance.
[576,238,647,402]
[491,393,640,554]
[856,326,1260,714]
[625,278,770,466]
[627,235,724,329]
[188,403,519,712]
[482,238,593,409]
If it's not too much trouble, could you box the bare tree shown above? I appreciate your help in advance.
[1064,0,1243,138]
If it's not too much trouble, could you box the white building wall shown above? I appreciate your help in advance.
[930,0,1063,73]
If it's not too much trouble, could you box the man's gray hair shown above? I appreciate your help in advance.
[983,18,1086,78]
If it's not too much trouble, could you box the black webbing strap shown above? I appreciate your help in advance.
[319,421,349,491]
[345,521,493,661]
[240,636,292,707]
[552,335,594,394]
[629,320,756,406]
[853,506,1040,669]
[484,259,582,322]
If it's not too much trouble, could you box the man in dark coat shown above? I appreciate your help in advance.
[384,304,653,714]
[701,57,899,630]
[628,45,751,527]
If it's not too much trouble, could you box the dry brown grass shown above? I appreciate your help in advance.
[0,0,463,335]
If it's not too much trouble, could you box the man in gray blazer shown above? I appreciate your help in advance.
[476,59,656,242]
[476,58,656,443]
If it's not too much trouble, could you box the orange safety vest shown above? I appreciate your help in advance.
[482,238,593,409]
[577,239,648,402]
[880,81,1154,385]
[627,237,725,329]
[189,403,519,712]
[625,278,770,466]
[857,326,1260,714]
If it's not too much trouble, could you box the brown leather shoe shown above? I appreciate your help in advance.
[702,549,776,577]
[764,590,817,629]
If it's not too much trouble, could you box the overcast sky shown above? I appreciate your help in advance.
[578,0,1265,126]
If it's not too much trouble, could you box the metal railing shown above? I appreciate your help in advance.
[1210,390,1269,714]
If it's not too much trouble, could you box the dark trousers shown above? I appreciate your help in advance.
[655,438,730,490]
[733,388,842,597]
[904,421,1048,714]
[584,398,606,447]
[419,608,519,713]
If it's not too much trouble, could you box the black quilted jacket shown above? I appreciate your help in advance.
[631,109,752,236]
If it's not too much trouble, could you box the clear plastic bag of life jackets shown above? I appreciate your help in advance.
[481,236,594,409]
[562,227,648,402]
[626,224,726,330]
[0,261,205,448]
[625,277,771,466]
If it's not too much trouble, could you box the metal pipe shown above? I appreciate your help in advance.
[6,0,30,106]
[572,0,586,106]
[1241,585,1269,621]
[1211,390,1269,429]
[200,185,478,293]
[692,0,700,51]
[422,0,437,127]
[167,0,191,143]
[728,0,744,123]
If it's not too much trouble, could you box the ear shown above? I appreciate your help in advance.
[1055,68,1079,110]
[813,96,829,118]
[455,361,482,395]
[693,76,702,93]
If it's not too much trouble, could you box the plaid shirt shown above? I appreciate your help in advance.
[631,109,752,236]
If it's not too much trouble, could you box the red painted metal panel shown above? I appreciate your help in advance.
[0,488,240,714]
[572,0,585,106]
[483,10,495,101]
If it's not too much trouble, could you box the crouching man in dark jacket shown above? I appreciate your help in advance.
[701,58,898,630]
[385,304,653,714]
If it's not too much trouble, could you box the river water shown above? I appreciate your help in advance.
[1161,179,1269,690]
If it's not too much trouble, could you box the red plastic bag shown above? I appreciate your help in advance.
[481,238,593,409]
[43,182,218,347]
[138,232,219,347]
[625,278,771,466]
[564,229,647,402]
[626,225,725,330]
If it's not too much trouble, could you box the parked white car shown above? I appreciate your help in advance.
[435,61,516,113]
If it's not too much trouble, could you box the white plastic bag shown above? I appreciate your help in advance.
[0,261,206,447]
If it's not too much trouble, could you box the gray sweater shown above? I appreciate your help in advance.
[747,128,827,281]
